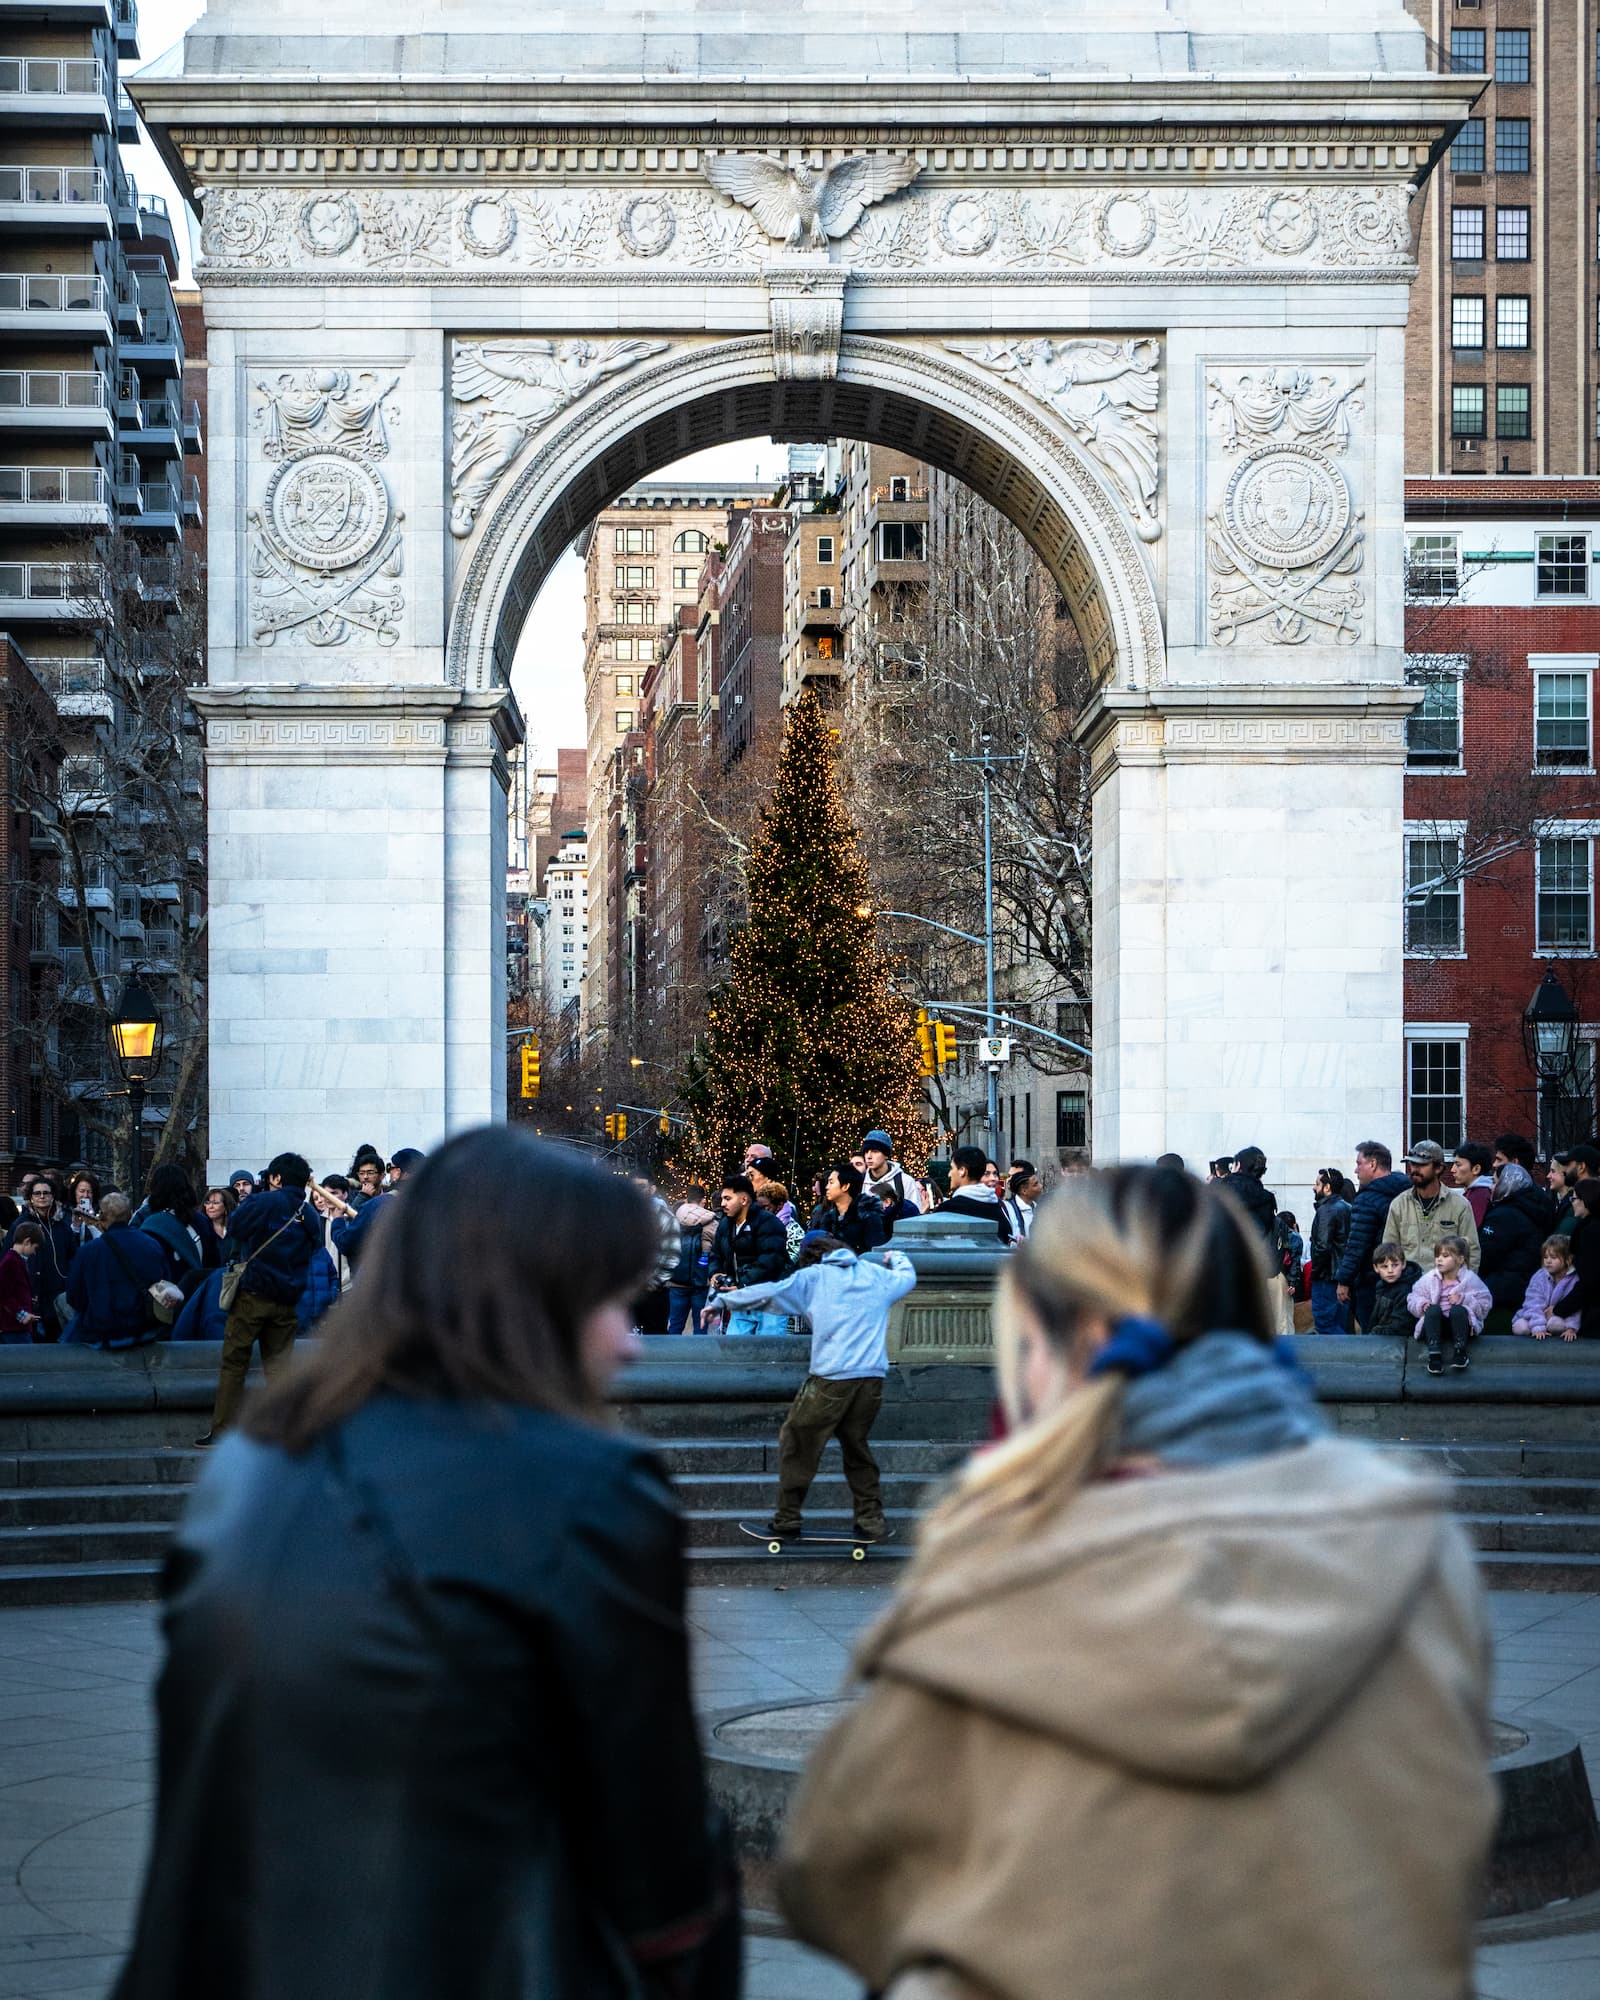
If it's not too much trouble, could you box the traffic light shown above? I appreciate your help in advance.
[933,1020,958,1071]
[916,1007,935,1076]
[604,1113,617,1139]
[519,1042,540,1099]
[616,1112,627,1142]
[658,1112,671,1136]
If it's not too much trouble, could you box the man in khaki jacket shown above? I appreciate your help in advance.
[1386,1140,1481,1272]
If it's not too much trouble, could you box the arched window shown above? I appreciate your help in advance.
[674,528,709,554]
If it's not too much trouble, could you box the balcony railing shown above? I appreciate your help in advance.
[138,389,179,430]
[144,927,178,961]
[0,272,109,314]
[0,465,108,507]
[30,655,109,700]
[138,472,180,517]
[132,307,175,345]
[0,561,79,603]
[137,189,169,225]
[0,58,106,98]
[0,370,105,411]
[0,166,107,207]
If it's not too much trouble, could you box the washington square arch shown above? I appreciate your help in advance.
[132,2,1474,1187]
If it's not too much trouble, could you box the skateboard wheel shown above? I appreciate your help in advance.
[852,1546,866,1561]
[768,1540,782,1554]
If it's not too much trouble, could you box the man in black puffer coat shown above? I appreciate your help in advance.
[1335,1141,1411,1333]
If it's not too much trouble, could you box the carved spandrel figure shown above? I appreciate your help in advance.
[1207,367,1365,456]
[703,152,920,249]
[950,336,1162,540]
[257,368,399,462]
[449,338,670,536]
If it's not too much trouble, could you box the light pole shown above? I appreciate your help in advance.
[1523,968,1579,1156]
[109,971,163,1199]
[951,738,1023,1154]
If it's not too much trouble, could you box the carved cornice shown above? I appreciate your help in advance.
[1075,685,1421,790]
[193,683,523,766]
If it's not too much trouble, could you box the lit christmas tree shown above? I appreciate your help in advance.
[680,688,935,1193]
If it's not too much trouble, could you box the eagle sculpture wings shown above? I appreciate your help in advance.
[703,152,921,248]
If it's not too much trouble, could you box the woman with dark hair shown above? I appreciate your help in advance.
[139,1164,210,1296]
[779,1165,1494,2000]
[114,1127,739,2000]
[67,1171,102,1242]
[5,1174,76,1333]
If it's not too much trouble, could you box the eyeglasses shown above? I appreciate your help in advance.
[29,1189,53,1203]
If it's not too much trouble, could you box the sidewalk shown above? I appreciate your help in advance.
[0,1588,1586,1998]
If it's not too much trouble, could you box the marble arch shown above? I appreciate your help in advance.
[133,3,1475,1187]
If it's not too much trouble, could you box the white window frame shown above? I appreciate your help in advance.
[1535,828,1598,957]
[1451,295,1485,349]
[1404,1024,1469,1154]
[1403,821,1468,959]
[816,534,835,565]
[1405,533,1461,600]
[1405,652,1467,772]
[1538,533,1591,598]
[1530,655,1598,774]
[1496,295,1531,349]
[1451,206,1485,259]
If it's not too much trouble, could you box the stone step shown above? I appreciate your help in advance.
[1461,1514,1600,1557]
[0,1558,164,1607]
[654,1438,970,1476]
[674,1472,939,1512]
[1474,1550,1600,1591]
[0,1448,205,1489]
[686,1543,912,1586]
[0,1521,174,1565]
[684,1508,921,1549]
[1450,1478,1600,1517]
[0,1484,190,1528]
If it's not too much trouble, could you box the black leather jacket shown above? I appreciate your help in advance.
[114,1397,738,2000]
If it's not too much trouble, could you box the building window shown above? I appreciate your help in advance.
[1406,533,1460,598]
[614,674,635,696]
[1055,1090,1087,1149]
[1537,837,1595,952]
[1496,118,1531,173]
[1496,383,1531,438]
[1543,1040,1598,1157]
[614,637,635,661]
[1451,296,1485,349]
[1534,671,1593,769]
[1451,384,1486,436]
[615,709,635,732]
[816,534,835,564]
[1405,661,1464,769]
[671,565,696,590]
[1451,206,1485,259]
[1495,28,1531,83]
[673,529,709,554]
[1407,1041,1466,1152]
[1538,534,1589,596]
[619,600,656,625]
[1405,837,1464,955]
[1497,295,1530,348]
[1497,207,1530,260]
[890,476,910,501]
[1450,27,1485,71]
[1594,386,1600,439]
[877,520,925,561]
[614,526,654,554]
[614,564,653,590]
[816,585,834,608]
[1452,118,1485,172]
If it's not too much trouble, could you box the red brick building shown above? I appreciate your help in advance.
[1404,478,1600,1154]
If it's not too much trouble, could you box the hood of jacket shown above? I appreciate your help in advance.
[1486,1178,1555,1229]
[675,1202,714,1228]
[860,1437,1452,1791]
[1358,1169,1411,1209]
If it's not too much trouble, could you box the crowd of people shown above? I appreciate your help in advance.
[108,1134,1498,2000]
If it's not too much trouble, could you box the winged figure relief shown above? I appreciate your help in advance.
[703,152,921,249]
[449,338,669,536]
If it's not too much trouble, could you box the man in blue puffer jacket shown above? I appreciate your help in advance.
[197,1152,322,1445]
[1334,1140,1412,1333]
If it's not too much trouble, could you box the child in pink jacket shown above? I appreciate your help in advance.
[1513,1236,1582,1340]
[1407,1235,1492,1376]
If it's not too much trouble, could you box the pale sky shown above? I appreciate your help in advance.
[127,1,788,765]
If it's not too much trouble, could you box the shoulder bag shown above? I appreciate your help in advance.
[219,1201,309,1312]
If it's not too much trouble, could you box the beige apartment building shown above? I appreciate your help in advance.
[575,481,766,1043]
[1402,2,1593,474]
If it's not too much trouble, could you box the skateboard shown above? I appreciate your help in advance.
[738,1522,894,1561]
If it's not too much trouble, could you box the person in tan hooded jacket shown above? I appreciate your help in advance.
[777,1164,1496,2000]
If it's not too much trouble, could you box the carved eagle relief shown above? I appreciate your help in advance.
[703,152,921,248]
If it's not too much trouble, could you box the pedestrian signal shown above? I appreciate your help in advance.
[915,1007,935,1076]
[933,1021,958,1070]
[520,1042,540,1098]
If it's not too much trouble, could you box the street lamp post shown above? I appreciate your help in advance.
[949,739,1023,1155]
[1523,968,1579,1157]
[109,971,163,1199]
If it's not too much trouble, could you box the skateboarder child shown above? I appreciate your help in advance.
[718,1230,917,1543]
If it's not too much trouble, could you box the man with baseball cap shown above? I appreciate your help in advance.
[1386,1139,1481,1274]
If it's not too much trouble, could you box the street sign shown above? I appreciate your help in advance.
[977,1036,1012,1065]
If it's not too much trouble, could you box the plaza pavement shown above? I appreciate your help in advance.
[0,1590,1589,1997]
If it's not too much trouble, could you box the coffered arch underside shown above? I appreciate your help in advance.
[447,336,1164,696]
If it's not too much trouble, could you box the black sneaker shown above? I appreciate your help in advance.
[1425,1350,1444,1377]
[1452,1344,1470,1371]
[853,1523,896,1544]
[762,1520,801,1541]
[193,1430,216,1448]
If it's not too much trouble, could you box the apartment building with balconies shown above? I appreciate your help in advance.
[0,0,205,1180]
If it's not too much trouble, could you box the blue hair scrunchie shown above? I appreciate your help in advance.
[1088,1314,1176,1380]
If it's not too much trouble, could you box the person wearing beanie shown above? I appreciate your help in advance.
[719,1230,916,1542]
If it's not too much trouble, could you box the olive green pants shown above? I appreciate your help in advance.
[211,1289,299,1432]
[774,1374,885,1535]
